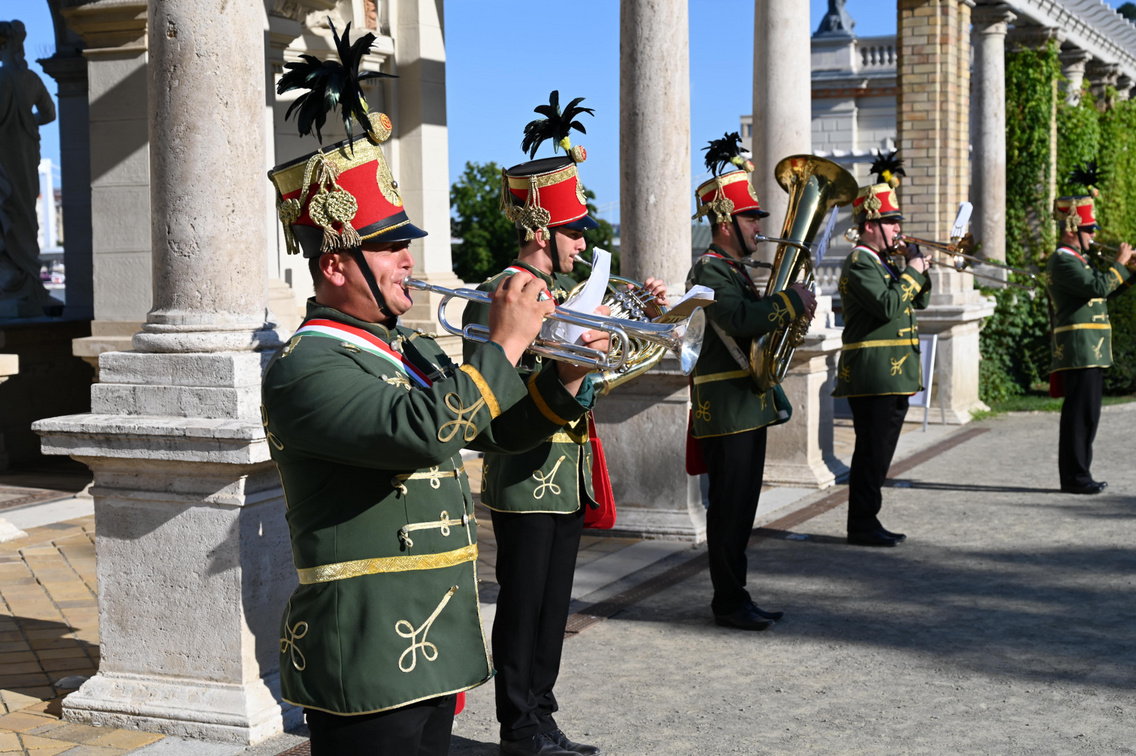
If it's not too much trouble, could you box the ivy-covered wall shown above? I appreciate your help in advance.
[978,42,1059,403]
[981,43,1136,402]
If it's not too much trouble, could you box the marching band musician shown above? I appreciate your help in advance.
[1048,165,1134,494]
[461,92,661,756]
[686,133,816,631]
[262,34,600,755]
[832,151,931,547]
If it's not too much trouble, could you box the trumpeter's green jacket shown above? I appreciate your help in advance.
[685,245,802,438]
[1046,245,1133,372]
[833,244,932,398]
[261,301,588,715]
[461,260,598,515]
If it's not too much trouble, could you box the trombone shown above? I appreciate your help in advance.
[402,277,706,376]
[901,233,1038,291]
[1090,240,1136,270]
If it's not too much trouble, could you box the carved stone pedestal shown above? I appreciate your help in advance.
[912,289,997,424]
[764,319,845,488]
[592,357,705,542]
[34,351,297,744]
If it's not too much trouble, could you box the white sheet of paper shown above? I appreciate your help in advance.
[951,202,973,240]
[545,247,611,345]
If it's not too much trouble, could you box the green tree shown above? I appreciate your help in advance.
[450,161,619,284]
[1119,2,1136,21]
[449,161,517,284]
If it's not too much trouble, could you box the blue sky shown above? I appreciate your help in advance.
[2,0,1130,224]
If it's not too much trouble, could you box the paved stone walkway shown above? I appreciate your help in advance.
[3,408,1122,755]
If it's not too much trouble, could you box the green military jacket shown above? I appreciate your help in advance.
[461,260,598,514]
[685,245,803,438]
[1046,245,1133,372]
[833,244,932,398]
[261,301,588,715]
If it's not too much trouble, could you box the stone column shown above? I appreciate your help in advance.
[596,0,698,539]
[1060,49,1092,106]
[751,0,843,487]
[751,0,812,271]
[971,5,1015,275]
[390,0,461,354]
[38,50,93,321]
[1087,60,1120,109]
[61,1,153,377]
[35,0,294,744]
[1117,74,1134,101]
[897,0,995,424]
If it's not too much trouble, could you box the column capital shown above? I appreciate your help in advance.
[972,4,1016,32]
[1006,25,1065,52]
[1117,74,1134,101]
[1086,59,1120,85]
[61,0,147,54]
[1059,49,1093,72]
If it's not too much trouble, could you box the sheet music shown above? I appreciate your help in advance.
[951,202,973,240]
[545,247,611,345]
[814,207,839,266]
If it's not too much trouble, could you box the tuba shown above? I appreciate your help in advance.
[750,155,858,392]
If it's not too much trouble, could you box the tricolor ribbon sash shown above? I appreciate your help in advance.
[295,319,433,388]
[504,265,552,301]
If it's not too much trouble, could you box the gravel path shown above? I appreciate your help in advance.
[452,407,1136,755]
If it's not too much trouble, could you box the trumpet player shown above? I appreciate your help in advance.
[687,133,816,631]
[1048,165,1134,495]
[833,152,931,547]
[462,92,646,756]
[262,36,595,755]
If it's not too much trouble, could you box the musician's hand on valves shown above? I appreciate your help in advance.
[638,277,669,319]
[556,305,611,393]
[1117,242,1134,268]
[487,272,556,366]
[788,282,817,321]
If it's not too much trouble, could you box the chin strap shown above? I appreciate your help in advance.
[549,228,563,275]
[731,216,754,257]
[350,248,393,320]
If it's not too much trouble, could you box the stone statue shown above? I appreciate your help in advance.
[0,20,59,318]
[815,0,856,37]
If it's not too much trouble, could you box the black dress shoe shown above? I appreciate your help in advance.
[847,528,901,547]
[714,604,774,631]
[545,728,601,755]
[747,601,784,621]
[500,732,576,756]
[879,527,907,542]
[1061,480,1107,494]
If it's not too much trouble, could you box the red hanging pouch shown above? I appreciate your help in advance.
[584,414,616,529]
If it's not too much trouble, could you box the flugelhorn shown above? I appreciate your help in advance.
[402,278,705,377]
[572,257,682,393]
[750,155,859,392]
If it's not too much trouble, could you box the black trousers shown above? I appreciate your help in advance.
[305,695,455,756]
[490,507,584,741]
[847,394,909,533]
[1059,367,1104,488]
[701,428,767,616]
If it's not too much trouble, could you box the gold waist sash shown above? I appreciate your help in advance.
[1054,323,1111,334]
[297,543,478,585]
[843,337,919,351]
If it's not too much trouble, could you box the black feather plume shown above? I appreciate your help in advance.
[277,18,395,145]
[520,90,595,159]
[702,132,745,176]
[869,150,905,186]
[1068,161,1101,192]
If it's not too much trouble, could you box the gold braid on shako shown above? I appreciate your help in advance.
[1059,161,1102,233]
[692,132,753,224]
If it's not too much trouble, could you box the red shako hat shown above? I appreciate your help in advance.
[853,150,904,224]
[1055,162,1101,233]
[502,91,599,240]
[693,132,768,223]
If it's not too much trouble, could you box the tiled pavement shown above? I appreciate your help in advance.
[0,419,940,754]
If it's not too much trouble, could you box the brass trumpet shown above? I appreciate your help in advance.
[402,277,706,377]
